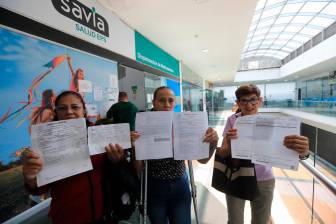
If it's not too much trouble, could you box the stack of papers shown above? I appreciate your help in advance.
[88,123,131,155]
[31,118,92,187]
[231,114,301,170]
[134,111,209,160]
[31,118,132,186]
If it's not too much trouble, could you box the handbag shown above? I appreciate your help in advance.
[211,153,259,200]
[102,158,140,223]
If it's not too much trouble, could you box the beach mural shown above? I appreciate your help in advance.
[0,27,118,166]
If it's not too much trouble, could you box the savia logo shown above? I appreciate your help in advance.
[52,0,109,37]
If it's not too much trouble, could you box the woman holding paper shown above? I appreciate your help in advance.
[206,84,309,224]
[22,90,125,224]
[132,86,219,224]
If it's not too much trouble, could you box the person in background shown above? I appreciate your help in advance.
[201,84,309,224]
[22,90,127,224]
[132,86,219,224]
[106,91,138,131]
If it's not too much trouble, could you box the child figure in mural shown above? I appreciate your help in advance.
[67,56,85,96]
[28,89,56,205]
[30,89,56,125]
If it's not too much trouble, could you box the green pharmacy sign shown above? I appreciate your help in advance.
[135,31,180,78]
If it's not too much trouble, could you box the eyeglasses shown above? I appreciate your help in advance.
[55,104,83,112]
[239,98,259,106]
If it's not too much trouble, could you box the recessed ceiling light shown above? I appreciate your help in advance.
[193,0,211,4]
[201,49,208,53]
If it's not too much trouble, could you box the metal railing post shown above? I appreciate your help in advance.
[188,160,199,224]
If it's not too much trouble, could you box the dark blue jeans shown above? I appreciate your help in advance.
[147,172,191,224]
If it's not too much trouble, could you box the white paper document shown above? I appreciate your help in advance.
[231,115,255,160]
[173,112,209,160]
[86,104,98,117]
[88,123,132,155]
[93,86,103,101]
[78,80,92,93]
[231,115,301,170]
[31,118,92,187]
[135,111,173,160]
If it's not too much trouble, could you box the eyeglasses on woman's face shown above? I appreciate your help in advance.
[55,95,85,120]
[238,97,259,106]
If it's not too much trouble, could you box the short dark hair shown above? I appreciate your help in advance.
[118,91,128,100]
[54,90,87,119]
[95,118,114,125]
[235,84,261,100]
[41,89,55,108]
[153,86,173,100]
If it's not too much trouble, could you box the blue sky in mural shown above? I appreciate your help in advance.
[0,28,118,164]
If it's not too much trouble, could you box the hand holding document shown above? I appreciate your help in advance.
[135,111,173,160]
[31,118,92,187]
[135,111,210,160]
[231,115,301,170]
[173,112,209,160]
[88,123,131,155]
[231,115,255,159]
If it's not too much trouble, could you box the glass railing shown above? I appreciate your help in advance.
[206,99,336,120]
[273,155,336,224]
[263,100,336,117]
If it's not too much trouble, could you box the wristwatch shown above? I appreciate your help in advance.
[299,152,310,160]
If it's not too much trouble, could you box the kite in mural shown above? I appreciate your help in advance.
[0,55,66,126]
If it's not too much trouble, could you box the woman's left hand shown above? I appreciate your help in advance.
[130,131,140,147]
[203,127,219,146]
[105,143,126,163]
[283,135,309,156]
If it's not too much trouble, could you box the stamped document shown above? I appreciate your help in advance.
[231,115,301,170]
[135,111,173,160]
[88,123,131,155]
[31,118,92,187]
[252,115,301,170]
[231,115,256,159]
[173,112,209,160]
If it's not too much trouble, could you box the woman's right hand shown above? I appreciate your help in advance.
[216,128,238,158]
[225,128,238,141]
[130,131,140,147]
[105,143,126,163]
[22,151,43,188]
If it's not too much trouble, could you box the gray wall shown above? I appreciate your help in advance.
[118,66,146,111]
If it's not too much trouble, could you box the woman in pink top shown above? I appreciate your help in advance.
[210,84,309,224]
